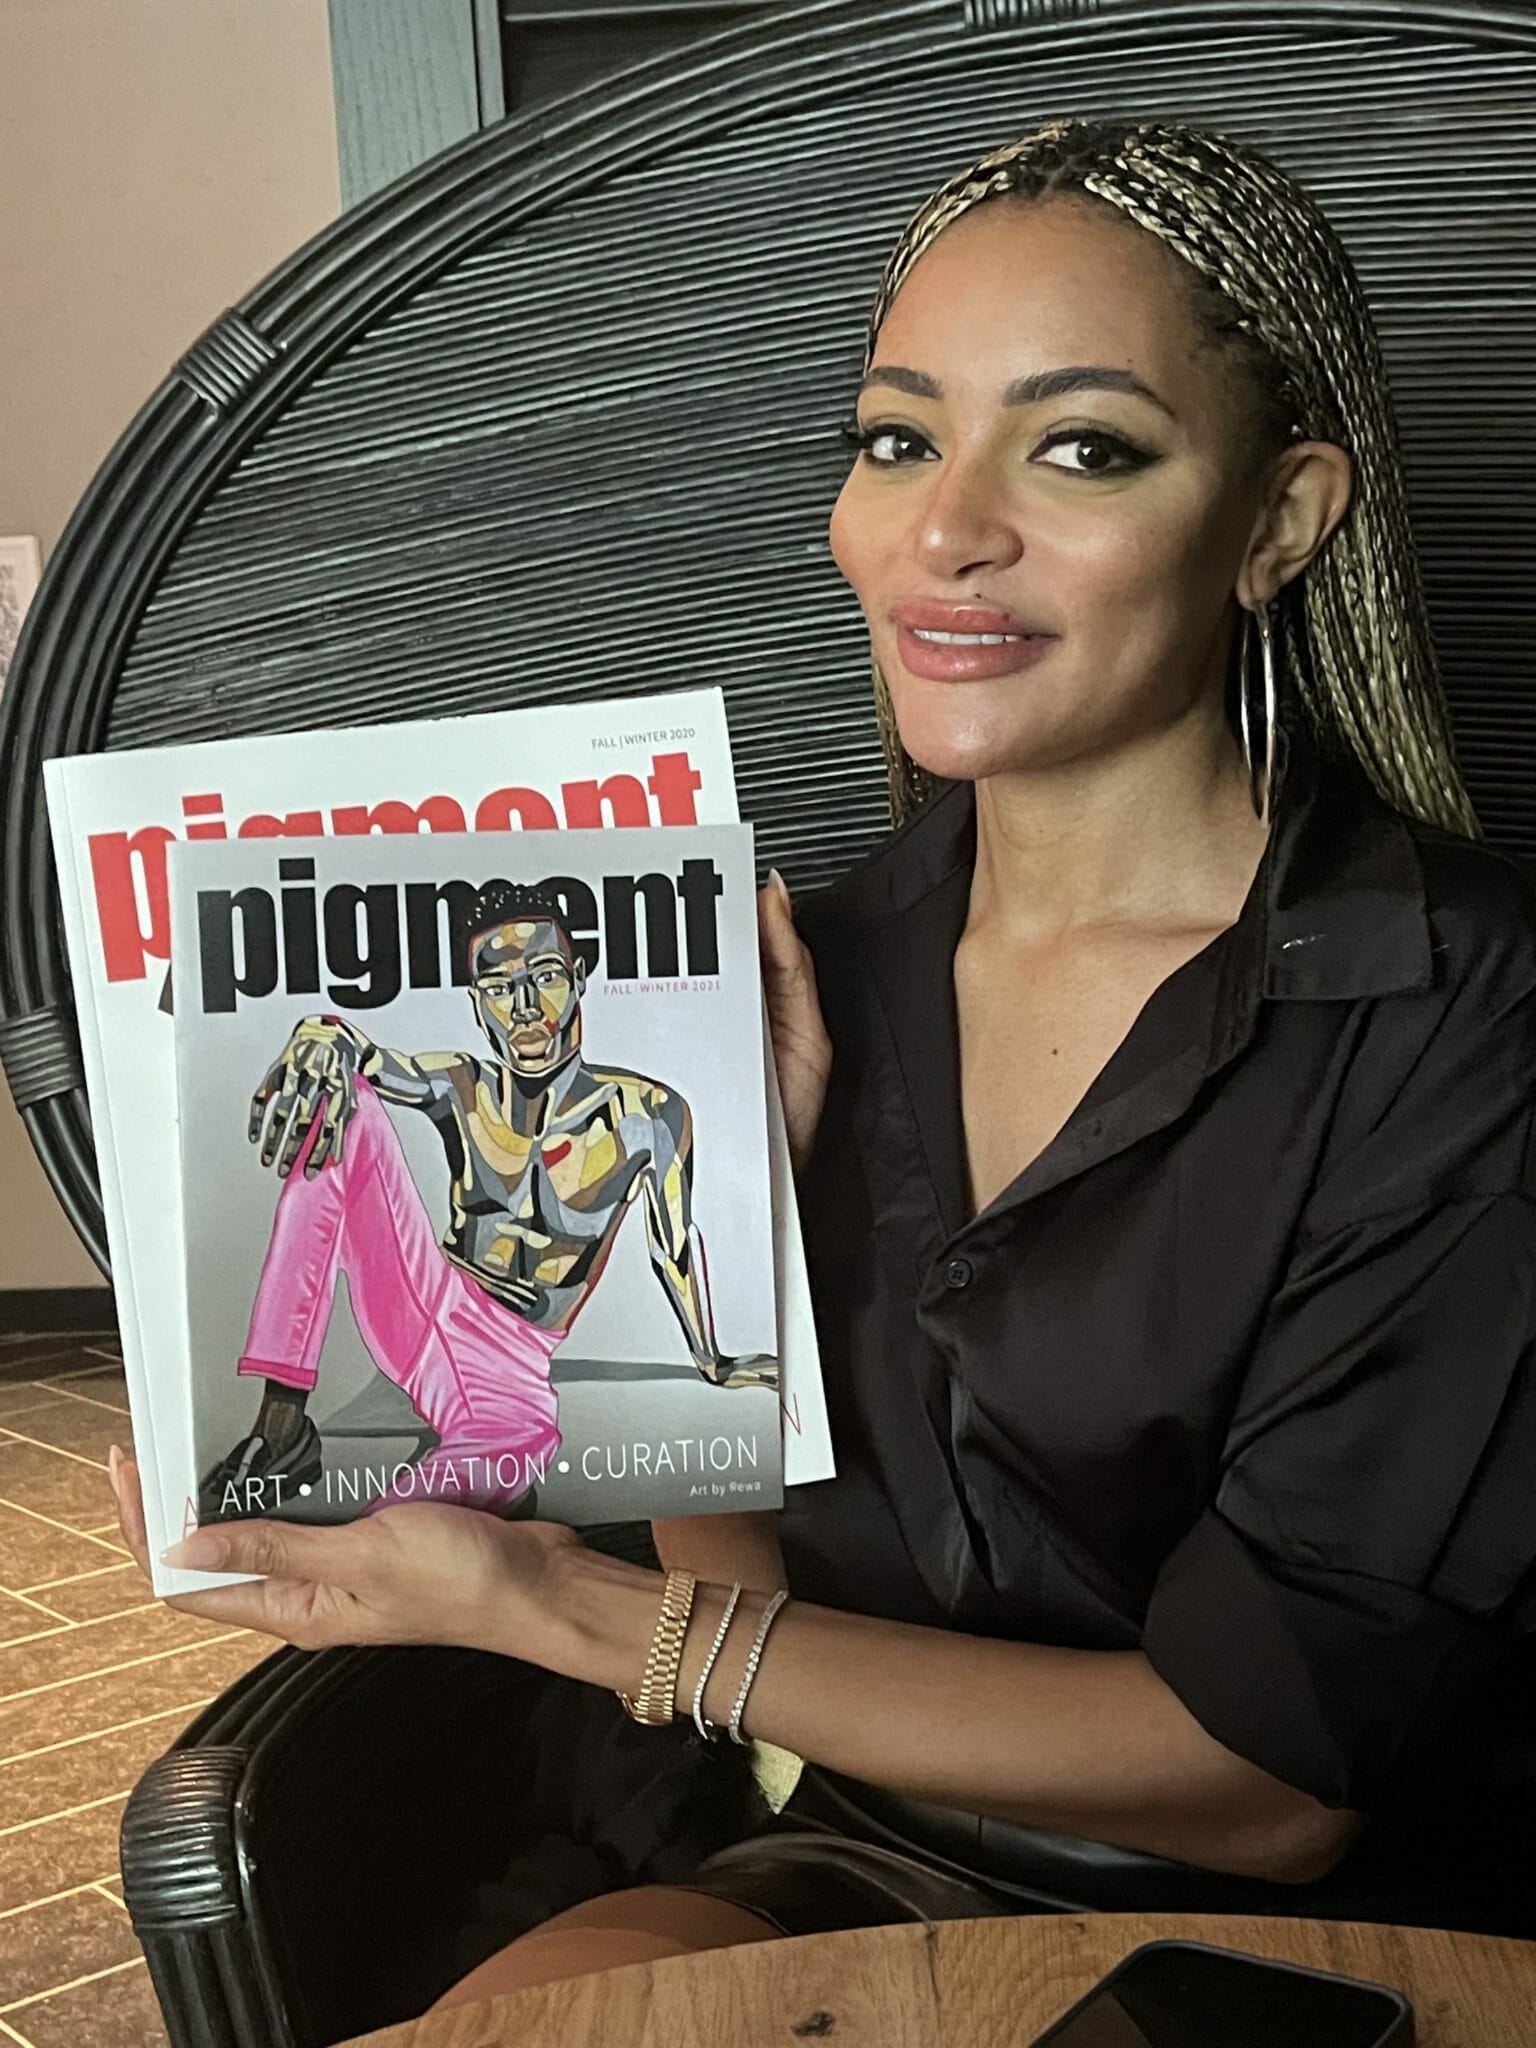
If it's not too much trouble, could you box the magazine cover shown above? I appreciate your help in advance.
[170,825,781,1526]
[45,690,831,1593]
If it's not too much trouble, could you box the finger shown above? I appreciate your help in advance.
[259,1071,301,1166]
[760,915,817,1018]
[165,1514,366,1585]
[111,1456,156,1584]
[163,1583,313,1636]
[758,873,808,979]
[275,1076,322,1178]
[305,1085,345,1178]
[276,1073,319,1174]
[757,868,793,936]
[248,1065,285,1146]
[111,1456,311,1627]
[330,1083,355,1168]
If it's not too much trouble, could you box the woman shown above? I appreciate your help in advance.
[110,116,1536,1999]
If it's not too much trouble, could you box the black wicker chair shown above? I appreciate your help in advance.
[5,3,1536,2041]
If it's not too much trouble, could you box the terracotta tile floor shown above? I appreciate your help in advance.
[0,1331,268,2047]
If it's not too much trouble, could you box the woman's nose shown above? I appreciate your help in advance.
[909,455,1024,582]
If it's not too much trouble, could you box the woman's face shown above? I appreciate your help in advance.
[830,195,1281,784]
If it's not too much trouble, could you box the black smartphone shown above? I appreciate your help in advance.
[1026,1938,1413,2047]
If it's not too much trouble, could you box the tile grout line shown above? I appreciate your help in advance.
[1,1591,69,1626]
[0,1697,210,1770]
[26,1382,131,1418]
[0,1493,129,1556]
[0,1875,123,1923]
[0,1355,104,1376]
[0,1424,115,1474]
[4,1338,114,1351]
[21,1562,135,1593]
[1,1954,147,2015]
[0,1397,75,1425]
[0,1628,252,1707]
[0,1602,162,1652]
[0,1787,129,1840]
[0,1352,151,2038]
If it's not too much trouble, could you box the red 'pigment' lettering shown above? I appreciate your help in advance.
[88,826,176,982]
[238,810,326,839]
[331,796,468,835]
[560,774,651,829]
[473,787,560,831]
[648,752,703,824]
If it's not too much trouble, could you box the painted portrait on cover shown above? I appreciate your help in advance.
[198,882,769,1524]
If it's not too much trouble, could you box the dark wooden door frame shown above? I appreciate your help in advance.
[328,0,773,206]
[328,0,505,208]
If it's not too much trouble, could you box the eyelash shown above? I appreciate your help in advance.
[838,418,1154,477]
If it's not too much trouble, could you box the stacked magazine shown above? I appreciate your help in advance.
[45,689,830,1595]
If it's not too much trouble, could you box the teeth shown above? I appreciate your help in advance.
[910,628,1029,645]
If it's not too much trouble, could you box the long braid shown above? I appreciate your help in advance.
[864,118,1477,837]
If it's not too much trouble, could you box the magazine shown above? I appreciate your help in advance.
[169,826,782,1526]
[44,690,831,1595]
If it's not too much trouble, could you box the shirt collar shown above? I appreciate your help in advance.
[1258,719,1434,1000]
[819,722,1436,1239]
[836,715,1434,1029]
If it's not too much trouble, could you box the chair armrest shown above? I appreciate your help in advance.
[124,1642,539,2048]
[121,1521,662,2048]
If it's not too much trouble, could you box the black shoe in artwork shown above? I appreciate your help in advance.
[197,1417,324,1523]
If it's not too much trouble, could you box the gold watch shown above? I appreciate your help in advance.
[617,1568,698,1727]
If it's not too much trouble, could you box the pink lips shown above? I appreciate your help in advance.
[890,600,1057,683]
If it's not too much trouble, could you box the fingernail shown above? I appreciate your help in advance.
[163,1531,229,1570]
[768,867,791,910]
[107,1443,122,1477]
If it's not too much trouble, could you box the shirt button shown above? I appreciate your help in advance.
[942,1257,973,1290]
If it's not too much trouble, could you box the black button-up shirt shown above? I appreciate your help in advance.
[779,722,1536,1817]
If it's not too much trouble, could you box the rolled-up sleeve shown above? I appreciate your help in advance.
[1143,1188,1536,1812]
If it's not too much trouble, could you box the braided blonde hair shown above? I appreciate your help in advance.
[864,117,1478,837]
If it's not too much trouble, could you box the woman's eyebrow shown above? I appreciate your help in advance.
[1007,365,1174,414]
[858,364,1173,416]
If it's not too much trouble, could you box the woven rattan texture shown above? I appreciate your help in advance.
[106,11,1536,858]
[4,0,1535,1267]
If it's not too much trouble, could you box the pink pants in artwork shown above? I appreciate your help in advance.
[238,1078,562,1512]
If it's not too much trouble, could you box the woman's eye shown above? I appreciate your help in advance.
[1033,428,1150,477]
[841,420,933,467]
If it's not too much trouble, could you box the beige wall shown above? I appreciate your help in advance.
[1,0,342,1290]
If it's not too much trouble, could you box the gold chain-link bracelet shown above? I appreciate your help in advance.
[617,1568,698,1727]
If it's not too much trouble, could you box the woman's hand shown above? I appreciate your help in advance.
[758,870,832,1175]
[107,1446,586,1666]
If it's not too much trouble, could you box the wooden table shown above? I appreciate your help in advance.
[349,1912,1536,2046]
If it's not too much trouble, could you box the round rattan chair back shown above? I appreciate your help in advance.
[4,0,1536,1264]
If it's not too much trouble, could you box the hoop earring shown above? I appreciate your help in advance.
[1238,598,1278,827]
